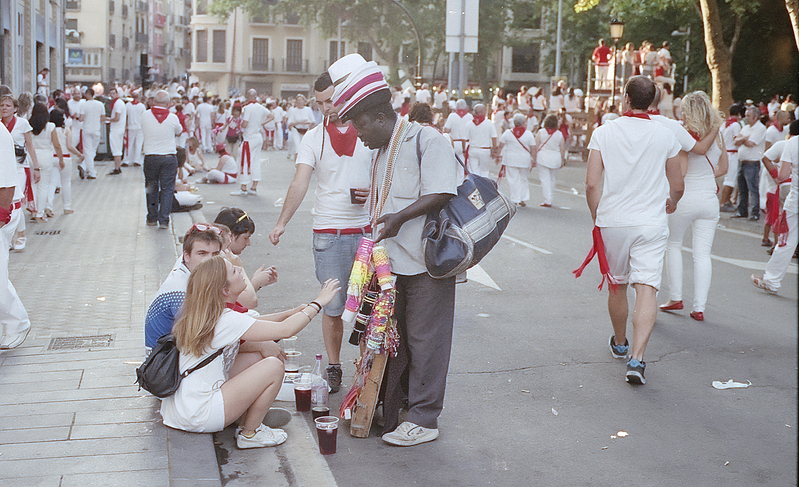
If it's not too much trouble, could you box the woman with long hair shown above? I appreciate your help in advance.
[659,91,728,321]
[28,103,62,222]
[535,114,566,207]
[161,256,340,448]
[47,108,82,215]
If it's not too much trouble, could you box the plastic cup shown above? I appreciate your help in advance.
[314,416,339,455]
[281,336,298,353]
[284,350,301,377]
[293,376,312,412]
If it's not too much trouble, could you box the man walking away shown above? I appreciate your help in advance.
[141,90,182,229]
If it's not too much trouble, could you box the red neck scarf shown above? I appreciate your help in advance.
[646,108,660,115]
[725,117,738,128]
[400,103,410,116]
[512,126,526,138]
[325,120,358,157]
[772,121,783,132]
[176,112,188,132]
[225,301,249,313]
[472,115,486,125]
[245,100,256,106]
[132,99,140,105]
[151,106,171,123]
[623,111,651,120]
[2,116,16,132]
[455,109,469,118]
[545,127,557,135]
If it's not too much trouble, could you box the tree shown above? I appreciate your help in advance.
[788,0,799,50]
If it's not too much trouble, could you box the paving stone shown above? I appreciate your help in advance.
[59,470,171,487]
[0,435,167,461]
[0,412,74,431]
[0,451,168,477]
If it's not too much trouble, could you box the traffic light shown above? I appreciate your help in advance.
[140,53,152,89]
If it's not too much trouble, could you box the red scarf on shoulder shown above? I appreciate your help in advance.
[512,126,526,138]
[623,111,651,120]
[151,106,171,124]
[325,121,359,157]
[472,115,486,125]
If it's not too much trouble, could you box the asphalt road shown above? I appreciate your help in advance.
[197,149,797,486]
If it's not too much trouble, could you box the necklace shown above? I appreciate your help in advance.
[369,118,411,226]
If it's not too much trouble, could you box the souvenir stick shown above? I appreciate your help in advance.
[341,237,375,324]
[371,246,393,290]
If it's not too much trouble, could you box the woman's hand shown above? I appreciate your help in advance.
[314,279,341,307]
[221,249,243,267]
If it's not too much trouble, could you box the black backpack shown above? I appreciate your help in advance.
[135,334,223,398]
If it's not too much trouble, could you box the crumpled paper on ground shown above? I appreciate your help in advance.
[712,379,751,390]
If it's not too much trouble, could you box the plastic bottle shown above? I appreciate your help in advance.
[311,353,330,419]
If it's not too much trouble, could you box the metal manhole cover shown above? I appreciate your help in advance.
[48,335,115,350]
[34,230,61,236]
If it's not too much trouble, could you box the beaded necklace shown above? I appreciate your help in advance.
[369,118,411,227]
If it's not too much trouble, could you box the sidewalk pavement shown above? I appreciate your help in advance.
[0,163,219,486]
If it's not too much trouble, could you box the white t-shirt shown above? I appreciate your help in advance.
[296,122,373,229]
[549,94,564,113]
[271,106,286,125]
[109,99,126,133]
[80,99,105,134]
[723,121,742,151]
[6,117,31,200]
[241,103,270,139]
[564,96,580,113]
[160,309,256,432]
[126,102,146,131]
[30,122,55,152]
[738,121,767,161]
[183,102,196,130]
[763,139,787,196]
[601,112,620,124]
[433,91,447,110]
[531,94,546,111]
[536,129,565,169]
[196,102,214,127]
[651,114,695,151]
[443,112,473,141]
[499,129,535,168]
[0,124,16,197]
[587,116,682,227]
[67,98,84,129]
[415,89,431,105]
[765,124,786,147]
[467,119,497,148]
[780,137,798,211]
[141,110,182,155]
[685,131,723,196]
[286,106,314,131]
[217,154,237,174]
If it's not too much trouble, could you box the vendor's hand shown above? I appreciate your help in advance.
[252,265,278,290]
[314,279,341,307]
[665,197,677,214]
[221,248,243,267]
[351,187,370,205]
[374,212,402,243]
[268,224,285,245]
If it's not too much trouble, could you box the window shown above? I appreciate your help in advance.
[109,0,115,14]
[358,42,372,62]
[285,13,299,25]
[212,30,225,63]
[110,67,116,80]
[511,5,541,30]
[66,0,79,10]
[329,41,345,63]
[109,34,116,48]
[511,44,540,73]
[252,38,269,70]
[65,19,80,44]
[196,0,207,15]
[196,29,207,62]
[286,39,302,71]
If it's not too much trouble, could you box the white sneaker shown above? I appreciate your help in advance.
[236,424,287,449]
[230,189,249,196]
[0,328,30,350]
[381,421,439,446]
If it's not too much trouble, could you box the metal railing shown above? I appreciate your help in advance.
[282,58,308,73]
[250,57,275,72]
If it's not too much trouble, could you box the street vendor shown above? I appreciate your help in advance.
[330,54,459,446]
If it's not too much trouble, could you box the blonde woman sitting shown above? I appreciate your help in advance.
[160,255,340,448]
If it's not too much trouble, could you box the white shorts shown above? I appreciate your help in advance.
[109,130,125,156]
[601,225,669,290]
[202,389,226,432]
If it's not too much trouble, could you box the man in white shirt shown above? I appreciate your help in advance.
[77,88,105,179]
[67,87,84,150]
[102,87,127,175]
[269,100,286,150]
[123,91,146,167]
[433,85,447,111]
[733,107,768,220]
[443,99,473,162]
[232,89,272,196]
[36,68,49,97]
[466,104,498,177]
[141,90,182,228]
[269,72,373,393]
[582,76,684,386]
[415,83,432,105]
[195,97,214,153]
[181,95,196,143]
[765,110,790,151]
[0,121,31,349]
[719,104,744,211]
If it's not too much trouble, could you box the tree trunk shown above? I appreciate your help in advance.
[787,0,799,51]
[698,0,733,110]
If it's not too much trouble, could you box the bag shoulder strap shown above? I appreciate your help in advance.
[416,127,468,173]
[180,347,224,379]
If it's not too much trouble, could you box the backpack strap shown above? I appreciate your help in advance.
[180,347,224,379]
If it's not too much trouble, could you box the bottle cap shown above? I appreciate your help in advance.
[316,353,323,360]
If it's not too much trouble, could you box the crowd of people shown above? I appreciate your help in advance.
[1,60,796,455]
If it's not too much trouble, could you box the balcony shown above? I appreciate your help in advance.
[137,1,147,11]
[250,57,275,72]
[282,58,308,73]
[109,0,114,14]
[136,32,148,44]
[154,13,166,27]
[66,0,80,10]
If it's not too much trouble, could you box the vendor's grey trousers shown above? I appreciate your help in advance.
[383,272,456,431]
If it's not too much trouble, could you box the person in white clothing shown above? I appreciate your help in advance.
[465,104,497,177]
[751,122,799,294]
[28,103,62,222]
[196,98,214,153]
[232,90,273,196]
[0,119,31,349]
[535,114,566,207]
[443,99,473,163]
[36,69,49,97]
[103,87,127,175]
[415,83,432,105]
[159,255,340,448]
[531,87,547,124]
[77,88,104,179]
[733,107,768,220]
[269,100,286,150]
[141,90,182,228]
[433,86,448,111]
[659,91,728,322]
[582,76,684,385]
[498,114,535,206]
[200,143,239,184]
[285,95,314,161]
[46,109,81,215]
[67,87,85,150]
[269,72,374,393]
[124,91,146,167]
[719,104,744,212]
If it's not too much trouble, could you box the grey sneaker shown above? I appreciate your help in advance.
[609,335,629,359]
[236,424,287,449]
[326,365,342,393]
[382,421,439,446]
[626,358,646,385]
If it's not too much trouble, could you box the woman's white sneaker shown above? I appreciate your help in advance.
[236,424,287,449]
[381,421,439,446]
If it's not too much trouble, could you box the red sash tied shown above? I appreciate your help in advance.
[573,226,618,291]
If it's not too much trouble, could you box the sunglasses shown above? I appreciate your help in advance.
[235,212,250,224]
[188,223,222,235]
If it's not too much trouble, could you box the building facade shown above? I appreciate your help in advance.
[1,0,65,95]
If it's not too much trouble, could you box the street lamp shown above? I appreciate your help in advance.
[609,19,624,105]
[671,27,690,94]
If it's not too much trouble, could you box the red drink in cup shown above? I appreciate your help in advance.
[314,416,339,455]
[312,406,330,420]
[293,376,313,412]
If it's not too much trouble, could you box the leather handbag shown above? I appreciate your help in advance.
[135,334,223,398]
[423,153,516,279]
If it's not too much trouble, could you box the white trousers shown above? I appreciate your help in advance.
[47,157,73,211]
[274,122,284,149]
[505,166,530,204]
[763,202,798,291]
[33,149,54,218]
[199,124,213,152]
[595,65,609,89]
[124,129,144,165]
[723,152,739,189]
[468,148,492,178]
[207,170,236,184]
[238,135,263,185]
[537,165,559,205]
[665,193,719,312]
[81,131,99,177]
[0,227,30,336]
